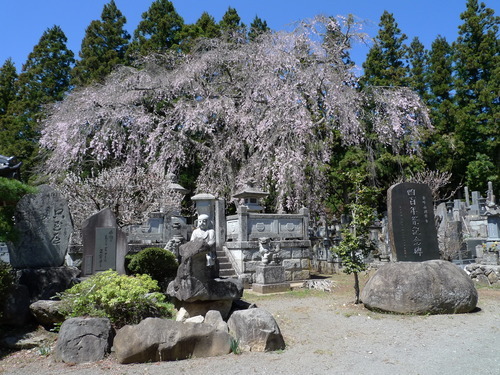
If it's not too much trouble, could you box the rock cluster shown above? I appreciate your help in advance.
[465,264,500,286]
[113,306,285,364]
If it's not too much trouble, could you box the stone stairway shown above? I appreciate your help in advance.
[216,248,237,278]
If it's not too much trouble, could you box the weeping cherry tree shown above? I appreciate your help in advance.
[39,16,431,229]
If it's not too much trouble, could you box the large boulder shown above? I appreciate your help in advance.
[29,300,65,327]
[361,260,478,314]
[0,284,32,326]
[54,317,114,364]
[113,317,231,364]
[16,266,80,302]
[227,308,285,352]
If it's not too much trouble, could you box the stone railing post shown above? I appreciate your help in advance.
[237,205,248,242]
[299,207,309,240]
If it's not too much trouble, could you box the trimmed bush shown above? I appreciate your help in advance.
[127,247,178,283]
[57,270,175,328]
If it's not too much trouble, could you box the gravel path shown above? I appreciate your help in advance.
[1,278,499,375]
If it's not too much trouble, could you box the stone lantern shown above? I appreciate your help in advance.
[166,173,190,196]
[232,180,269,213]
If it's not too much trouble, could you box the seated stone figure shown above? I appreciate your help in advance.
[190,214,216,266]
[259,237,278,265]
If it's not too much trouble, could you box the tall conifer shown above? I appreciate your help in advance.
[128,0,184,56]
[248,16,270,41]
[219,7,246,42]
[72,0,130,86]
[423,36,458,175]
[453,0,499,190]
[0,26,74,178]
[407,37,428,99]
[361,11,408,87]
[0,59,17,116]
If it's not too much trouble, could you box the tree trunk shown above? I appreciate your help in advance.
[354,272,360,304]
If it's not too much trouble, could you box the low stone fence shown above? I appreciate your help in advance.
[465,264,500,286]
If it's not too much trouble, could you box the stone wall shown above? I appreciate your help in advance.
[465,264,500,286]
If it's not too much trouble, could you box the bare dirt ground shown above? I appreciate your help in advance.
[1,272,499,375]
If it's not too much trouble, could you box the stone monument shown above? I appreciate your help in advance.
[167,212,242,318]
[9,185,73,268]
[252,237,290,294]
[387,182,440,262]
[81,208,128,275]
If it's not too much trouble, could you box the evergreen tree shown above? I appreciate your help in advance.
[128,0,184,57]
[361,10,408,87]
[0,59,17,116]
[19,25,74,104]
[248,16,270,41]
[195,12,221,38]
[453,0,499,191]
[219,7,246,42]
[176,12,220,53]
[407,37,428,99]
[0,26,74,178]
[423,36,458,177]
[357,11,423,194]
[72,0,130,86]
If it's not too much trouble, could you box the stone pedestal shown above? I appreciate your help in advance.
[252,264,290,294]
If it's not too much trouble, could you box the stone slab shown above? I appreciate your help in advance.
[387,182,440,262]
[81,208,127,275]
[252,282,291,294]
[255,265,286,284]
[9,185,73,268]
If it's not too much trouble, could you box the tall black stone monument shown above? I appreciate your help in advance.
[387,182,440,262]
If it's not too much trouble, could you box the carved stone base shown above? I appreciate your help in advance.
[252,282,291,294]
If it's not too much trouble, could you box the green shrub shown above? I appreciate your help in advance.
[0,177,36,242]
[57,270,175,328]
[127,247,178,283]
[0,260,14,318]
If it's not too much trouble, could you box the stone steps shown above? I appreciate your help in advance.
[216,249,237,278]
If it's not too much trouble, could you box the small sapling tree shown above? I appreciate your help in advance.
[333,172,378,304]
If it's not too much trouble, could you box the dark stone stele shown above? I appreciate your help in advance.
[387,182,440,262]
[9,185,73,269]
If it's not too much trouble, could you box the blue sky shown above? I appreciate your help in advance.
[0,0,490,72]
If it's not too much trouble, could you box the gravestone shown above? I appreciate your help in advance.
[9,185,73,268]
[387,182,440,262]
[81,208,127,275]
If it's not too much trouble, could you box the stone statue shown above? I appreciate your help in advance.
[259,237,278,265]
[190,214,216,266]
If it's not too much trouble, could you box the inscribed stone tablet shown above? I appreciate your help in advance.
[81,208,127,275]
[387,182,440,262]
[10,185,73,268]
[94,227,117,272]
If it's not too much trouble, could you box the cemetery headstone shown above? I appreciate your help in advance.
[9,185,73,268]
[81,208,127,275]
[387,182,440,262]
